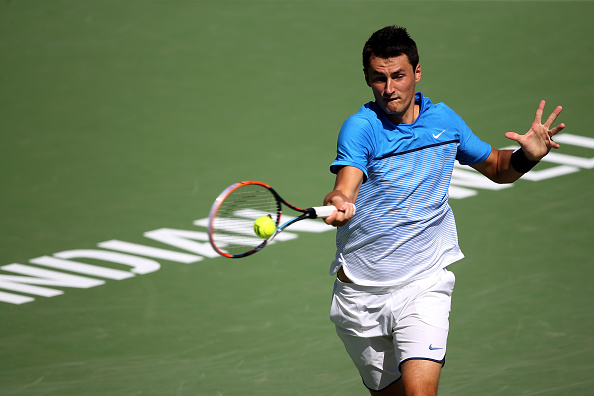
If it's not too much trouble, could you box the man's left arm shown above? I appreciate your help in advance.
[471,100,565,183]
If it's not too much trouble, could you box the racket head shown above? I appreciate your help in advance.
[208,181,282,258]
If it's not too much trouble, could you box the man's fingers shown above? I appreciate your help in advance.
[504,102,564,156]
[504,131,522,142]
[343,202,355,217]
[543,105,563,129]
[550,123,566,136]
[534,100,546,124]
[325,203,355,227]
[324,210,338,225]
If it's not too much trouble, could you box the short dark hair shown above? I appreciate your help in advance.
[362,26,419,72]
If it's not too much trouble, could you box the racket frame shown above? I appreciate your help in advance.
[208,180,324,258]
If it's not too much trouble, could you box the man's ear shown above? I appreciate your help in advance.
[364,69,371,87]
[415,63,422,83]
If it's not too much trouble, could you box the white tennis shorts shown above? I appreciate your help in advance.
[329,268,455,391]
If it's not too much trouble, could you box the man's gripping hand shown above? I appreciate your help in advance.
[323,191,356,227]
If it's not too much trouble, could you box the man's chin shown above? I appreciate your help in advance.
[384,106,403,116]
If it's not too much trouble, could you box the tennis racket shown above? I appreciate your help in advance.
[208,180,353,258]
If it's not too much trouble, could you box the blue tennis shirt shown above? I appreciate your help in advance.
[330,93,491,286]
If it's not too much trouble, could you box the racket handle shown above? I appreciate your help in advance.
[310,204,356,219]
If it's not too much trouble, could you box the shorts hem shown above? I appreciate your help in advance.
[363,376,402,392]
[399,355,446,371]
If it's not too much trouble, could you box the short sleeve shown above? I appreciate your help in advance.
[330,116,373,180]
[456,123,492,166]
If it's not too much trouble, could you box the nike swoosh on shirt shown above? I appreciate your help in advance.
[432,130,445,139]
[429,344,443,350]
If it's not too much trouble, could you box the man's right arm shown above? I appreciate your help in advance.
[323,166,364,227]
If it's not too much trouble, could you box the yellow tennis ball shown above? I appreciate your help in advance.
[254,216,276,238]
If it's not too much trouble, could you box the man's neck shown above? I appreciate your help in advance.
[385,102,419,125]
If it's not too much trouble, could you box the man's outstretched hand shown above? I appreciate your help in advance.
[504,100,565,161]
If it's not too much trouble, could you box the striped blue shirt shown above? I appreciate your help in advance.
[330,93,491,286]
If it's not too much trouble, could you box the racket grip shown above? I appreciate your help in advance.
[311,204,356,218]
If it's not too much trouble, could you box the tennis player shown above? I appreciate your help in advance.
[323,26,564,396]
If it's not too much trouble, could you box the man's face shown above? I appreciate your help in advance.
[364,54,421,123]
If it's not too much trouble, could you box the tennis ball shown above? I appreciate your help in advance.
[254,216,276,239]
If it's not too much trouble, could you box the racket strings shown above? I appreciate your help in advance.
[211,185,280,256]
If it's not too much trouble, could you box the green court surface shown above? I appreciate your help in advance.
[1,1,593,395]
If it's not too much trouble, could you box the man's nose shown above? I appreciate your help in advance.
[385,78,396,95]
